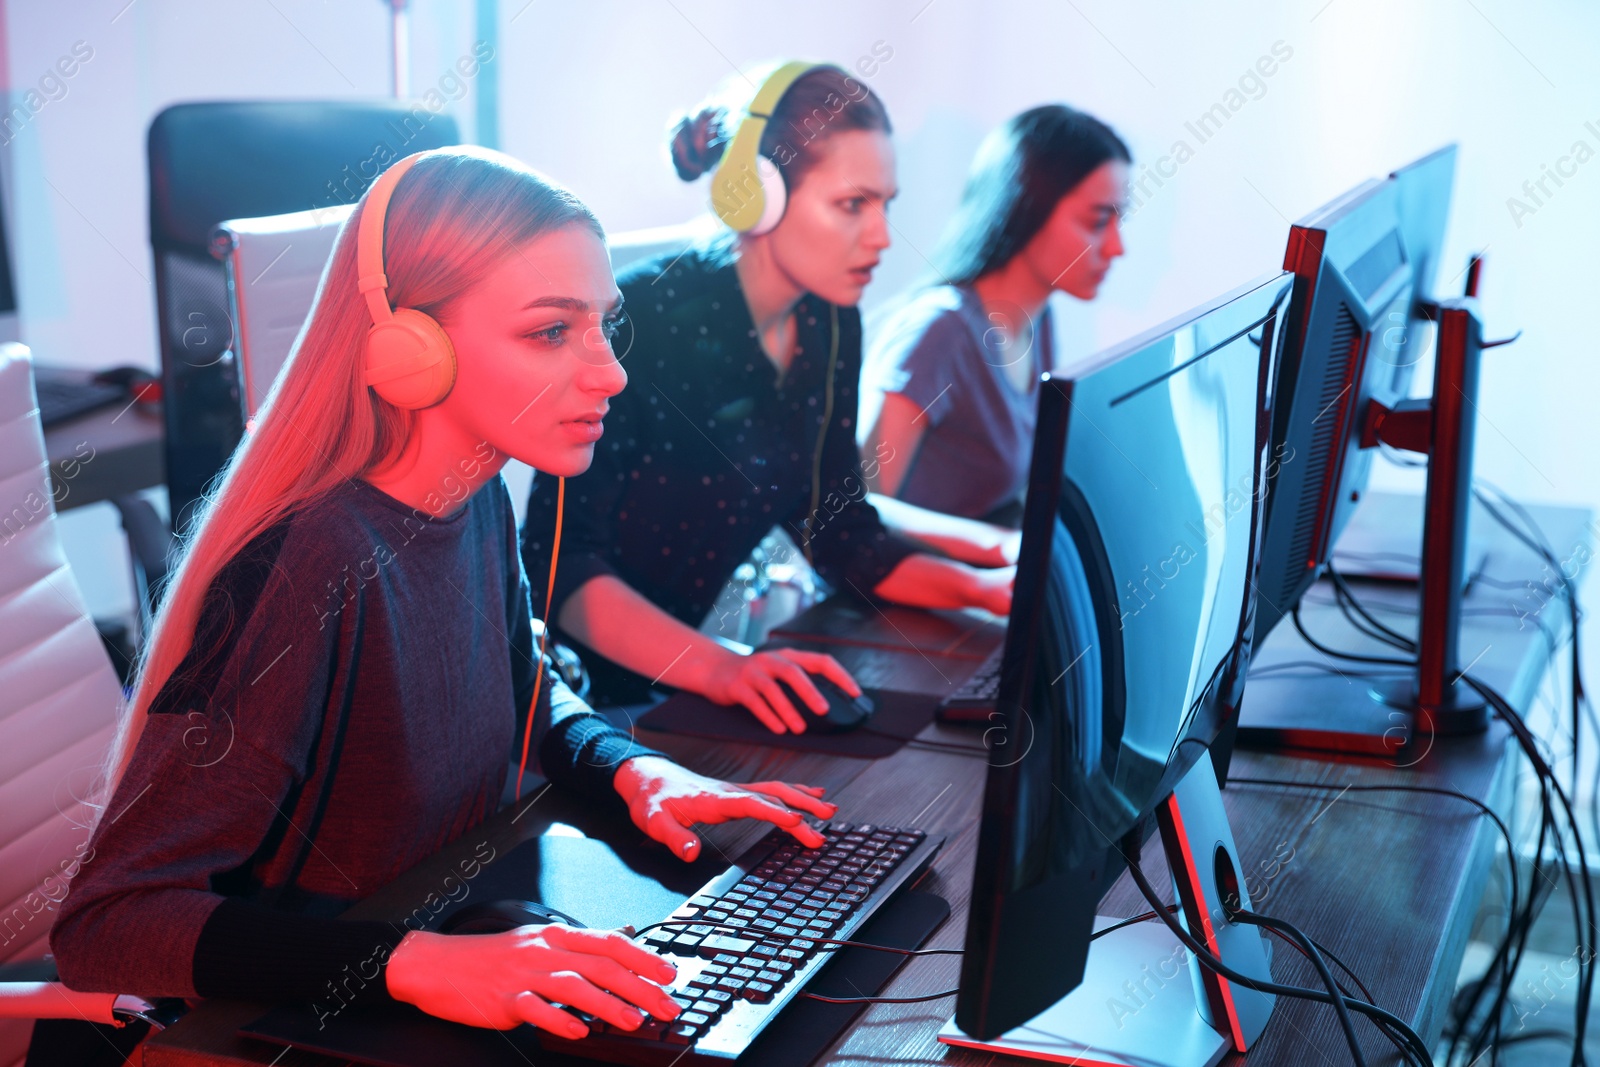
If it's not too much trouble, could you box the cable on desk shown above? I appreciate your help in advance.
[1290,602,1418,669]
[804,907,1185,1006]
[1329,538,1594,1066]
[1225,778,1520,955]
[1113,828,1435,1066]
[1229,907,1368,1067]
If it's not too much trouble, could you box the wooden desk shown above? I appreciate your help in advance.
[142,501,1591,1067]
[44,400,164,512]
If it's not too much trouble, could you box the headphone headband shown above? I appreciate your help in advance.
[356,153,428,327]
[710,61,843,232]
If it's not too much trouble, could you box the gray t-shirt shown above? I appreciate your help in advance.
[862,285,1053,523]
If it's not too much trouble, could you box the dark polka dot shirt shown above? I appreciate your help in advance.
[520,242,917,704]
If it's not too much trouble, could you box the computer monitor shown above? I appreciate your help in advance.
[1251,146,1457,644]
[945,272,1290,1059]
[1238,149,1464,755]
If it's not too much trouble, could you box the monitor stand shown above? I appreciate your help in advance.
[937,753,1274,1066]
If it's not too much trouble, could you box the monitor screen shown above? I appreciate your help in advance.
[956,272,1289,1039]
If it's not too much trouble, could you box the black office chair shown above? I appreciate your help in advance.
[122,102,463,641]
[146,100,461,536]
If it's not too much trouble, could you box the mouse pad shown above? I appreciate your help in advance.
[636,687,940,758]
[239,890,951,1067]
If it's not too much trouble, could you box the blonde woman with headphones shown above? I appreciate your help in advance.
[522,62,1016,732]
[45,147,838,1055]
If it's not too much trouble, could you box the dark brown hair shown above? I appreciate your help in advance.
[934,105,1130,286]
[669,63,892,193]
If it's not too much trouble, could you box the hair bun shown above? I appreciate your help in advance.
[669,106,726,181]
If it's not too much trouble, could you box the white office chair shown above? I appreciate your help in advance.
[0,346,168,1064]
[212,205,355,421]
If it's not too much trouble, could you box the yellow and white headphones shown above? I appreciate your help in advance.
[708,61,843,236]
[357,152,458,409]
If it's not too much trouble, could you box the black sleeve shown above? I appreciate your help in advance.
[193,899,406,1003]
[790,304,920,594]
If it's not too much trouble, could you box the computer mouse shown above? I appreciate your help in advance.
[438,899,587,935]
[91,365,162,406]
[776,675,877,734]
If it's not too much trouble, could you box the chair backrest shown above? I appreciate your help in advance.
[606,219,713,277]
[0,345,125,1062]
[148,101,459,531]
[214,206,353,419]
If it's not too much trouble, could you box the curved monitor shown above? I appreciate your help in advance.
[956,272,1289,1039]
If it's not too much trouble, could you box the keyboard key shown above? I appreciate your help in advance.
[691,998,725,1015]
[664,1023,699,1045]
[773,924,801,938]
[700,934,757,956]
[741,981,776,1002]
[792,939,817,952]
[701,989,734,1008]
[756,969,786,984]
[778,948,806,962]
[679,1011,711,1027]
[701,964,730,978]
[714,977,746,993]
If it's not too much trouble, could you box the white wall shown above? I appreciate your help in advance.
[4,0,1597,647]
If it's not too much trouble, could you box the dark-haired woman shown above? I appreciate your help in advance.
[859,105,1130,528]
[522,62,1014,735]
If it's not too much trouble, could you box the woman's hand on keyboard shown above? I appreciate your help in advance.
[697,647,861,733]
[613,755,835,858]
[385,924,681,1036]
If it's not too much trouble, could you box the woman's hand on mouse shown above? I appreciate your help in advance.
[613,755,835,857]
[385,923,680,1036]
[696,646,860,733]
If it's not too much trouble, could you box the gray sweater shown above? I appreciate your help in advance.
[49,475,661,1003]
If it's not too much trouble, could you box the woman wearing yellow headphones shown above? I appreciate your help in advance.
[47,147,835,1050]
[522,62,1016,733]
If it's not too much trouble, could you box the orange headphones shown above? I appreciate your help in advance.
[357,152,458,409]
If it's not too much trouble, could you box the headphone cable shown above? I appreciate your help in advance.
[517,476,564,802]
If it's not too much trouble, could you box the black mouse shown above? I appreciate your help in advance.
[776,675,877,734]
[91,365,158,392]
[438,899,586,935]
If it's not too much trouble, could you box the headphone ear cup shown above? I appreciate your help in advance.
[744,155,788,236]
[365,308,457,409]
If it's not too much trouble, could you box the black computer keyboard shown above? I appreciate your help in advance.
[936,646,1004,723]
[34,372,127,427]
[539,821,942,1065]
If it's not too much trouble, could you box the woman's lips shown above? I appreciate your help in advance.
[848,267,875,285]
[562,417,604,443]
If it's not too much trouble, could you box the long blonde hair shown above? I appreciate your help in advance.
[89,147,601,832]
